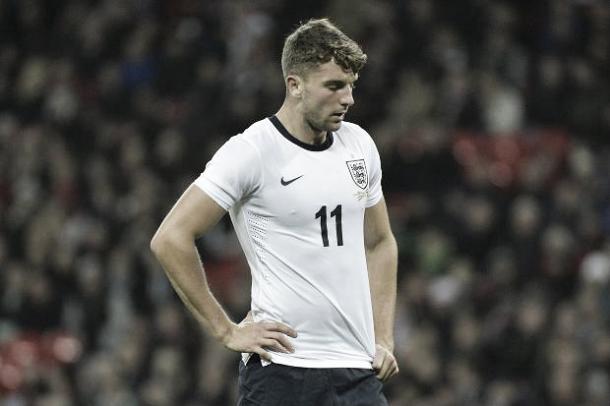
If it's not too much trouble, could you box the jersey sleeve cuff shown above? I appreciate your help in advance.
[365,189,383,208]
[193,176,233,211]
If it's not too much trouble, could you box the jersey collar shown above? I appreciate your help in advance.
[269,116,334,151]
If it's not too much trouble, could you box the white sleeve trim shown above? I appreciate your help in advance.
[192,177,233,211]
[365,189,383,208]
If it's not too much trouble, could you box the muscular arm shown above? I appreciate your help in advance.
[150,185,296,360]
[364,197,399,380]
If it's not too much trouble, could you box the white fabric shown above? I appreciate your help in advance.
[194,117,383,369]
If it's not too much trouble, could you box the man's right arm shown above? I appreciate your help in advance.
[150,184,296,360]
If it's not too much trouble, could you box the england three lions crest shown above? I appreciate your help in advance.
[346,159,368,190]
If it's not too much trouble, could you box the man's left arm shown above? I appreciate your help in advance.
[364,197,399,382]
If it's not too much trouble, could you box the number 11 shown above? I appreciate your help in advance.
[315,205,343,247]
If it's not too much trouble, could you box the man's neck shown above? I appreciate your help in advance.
[275,105,327,146]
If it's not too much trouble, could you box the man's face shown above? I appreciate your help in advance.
[299,60,357,133]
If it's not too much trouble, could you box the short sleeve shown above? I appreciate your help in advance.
[193,135,262,210]
[365,138,383,208]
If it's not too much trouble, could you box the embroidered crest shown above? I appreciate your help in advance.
[346,159,368,190]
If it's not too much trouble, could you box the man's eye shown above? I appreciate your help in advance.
[326,82,355,91]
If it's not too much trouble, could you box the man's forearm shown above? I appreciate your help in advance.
[151,233,234,343]
[366,234,398,350]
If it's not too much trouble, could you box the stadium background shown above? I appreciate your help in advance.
[1,0,609,405]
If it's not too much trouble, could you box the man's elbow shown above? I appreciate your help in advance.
[150,226,193,258]
[366,231,396,252]
[150,228,172,258]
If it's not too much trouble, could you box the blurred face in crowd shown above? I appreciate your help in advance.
[290,60,357,133]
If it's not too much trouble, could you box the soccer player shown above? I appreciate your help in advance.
[151,18,398,405]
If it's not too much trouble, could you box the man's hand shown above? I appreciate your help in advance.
[373,344,399,382]
[222,315,298,362]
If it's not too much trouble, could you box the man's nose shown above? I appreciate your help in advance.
[340,87,354,107]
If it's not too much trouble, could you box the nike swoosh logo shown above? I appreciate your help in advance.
[280,175,304,186]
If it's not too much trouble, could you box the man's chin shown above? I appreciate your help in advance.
[326,120,343,132]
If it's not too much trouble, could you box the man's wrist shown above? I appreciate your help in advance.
[215,320,237,346]
[376,339,394,353]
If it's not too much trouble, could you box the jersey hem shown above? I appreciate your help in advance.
[267,352,373,369]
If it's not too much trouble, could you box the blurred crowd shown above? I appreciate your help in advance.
[1,0,609,405]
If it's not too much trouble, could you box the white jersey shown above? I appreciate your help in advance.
[194,116,383,369]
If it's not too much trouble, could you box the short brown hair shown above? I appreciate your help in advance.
[281,18,367,78]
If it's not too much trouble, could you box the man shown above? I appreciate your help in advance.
[151,18,398,405]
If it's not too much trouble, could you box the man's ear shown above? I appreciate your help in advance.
[286,75,303,98]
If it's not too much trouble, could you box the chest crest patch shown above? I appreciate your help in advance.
[346,159,368,190]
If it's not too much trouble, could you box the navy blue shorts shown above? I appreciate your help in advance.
[237,354,388,406]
